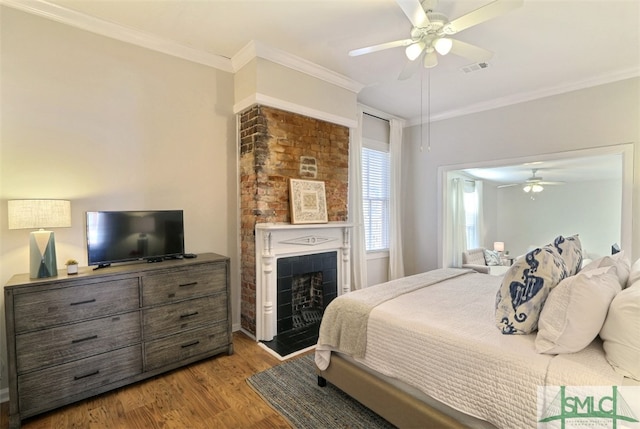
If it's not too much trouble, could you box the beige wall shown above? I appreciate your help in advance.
[234,57,358,127]
[402,78,640,275]
[0,7,237,392]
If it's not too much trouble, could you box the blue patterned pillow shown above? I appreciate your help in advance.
[495,246,569,335]
[484,249,502,266]
[550,234,582,276]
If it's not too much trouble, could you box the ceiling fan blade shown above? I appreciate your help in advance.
[349,38,414,57]
[445,0,523,34]
[396,0,430,28]
[539,181,565,186]
[398,58,421,80]
[449,39,493,62]
[497,183,519,189]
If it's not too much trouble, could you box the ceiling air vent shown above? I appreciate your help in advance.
[460,62,490,74]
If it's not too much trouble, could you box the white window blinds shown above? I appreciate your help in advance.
[362,146,390,251]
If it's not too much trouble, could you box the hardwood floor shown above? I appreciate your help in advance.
[0,332,297,429]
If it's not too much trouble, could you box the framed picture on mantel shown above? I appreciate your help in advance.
[289,178,328,224]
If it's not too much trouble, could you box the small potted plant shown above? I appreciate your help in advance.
[65,259,79,275]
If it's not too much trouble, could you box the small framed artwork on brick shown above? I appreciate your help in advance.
[289,178,328,224]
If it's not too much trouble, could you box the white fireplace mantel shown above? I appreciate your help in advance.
[255,222,352,341]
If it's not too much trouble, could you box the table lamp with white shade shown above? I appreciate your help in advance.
[8,199,71,279]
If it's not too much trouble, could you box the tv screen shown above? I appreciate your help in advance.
[86,210,185,266]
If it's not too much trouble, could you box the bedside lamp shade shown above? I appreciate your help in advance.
[493,241,505,253]
[8,200,71,278]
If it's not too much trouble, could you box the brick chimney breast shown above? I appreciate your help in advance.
[238,105,349,334]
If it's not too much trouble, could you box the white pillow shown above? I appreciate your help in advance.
[535,266,621,354]
[627,258,640,288]
[600,281,640,381]
[582,252,630,288]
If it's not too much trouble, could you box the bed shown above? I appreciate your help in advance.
[314,249,640,428]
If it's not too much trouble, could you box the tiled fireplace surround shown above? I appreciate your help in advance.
[255,223,351,341]
[239,105,350,340]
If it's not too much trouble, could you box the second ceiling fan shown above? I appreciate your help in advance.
[349,0,523,73]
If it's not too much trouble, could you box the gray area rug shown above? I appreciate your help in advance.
[247,354,395,429]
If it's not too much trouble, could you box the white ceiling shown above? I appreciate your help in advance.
[4,0,637,183]
[9,0,640,124]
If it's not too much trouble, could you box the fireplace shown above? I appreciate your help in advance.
[254,222,352,345]
[277,251,337,333]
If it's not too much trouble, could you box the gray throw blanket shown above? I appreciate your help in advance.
[316,268,474,363]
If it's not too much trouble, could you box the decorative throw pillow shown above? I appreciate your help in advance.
[535,266,621,354]
[484,249,502,266]
[495,246,569,335]
[582,252,630,288]
[599,281,640,381]
[550,234,582,276]
[626,258,640,288]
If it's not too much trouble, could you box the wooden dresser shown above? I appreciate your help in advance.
[4,253,232,428]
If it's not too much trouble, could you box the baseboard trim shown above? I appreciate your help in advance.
[0,387,9,403]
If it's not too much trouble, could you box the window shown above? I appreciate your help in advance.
[463,181,480,249]
[362,143,390,252]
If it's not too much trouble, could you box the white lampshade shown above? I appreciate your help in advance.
[8,199,71,279]
[424,50,438,68]
[434,38,453,55]
[493,241,505,252]
[405,42,425,61]
[8,199,71,229]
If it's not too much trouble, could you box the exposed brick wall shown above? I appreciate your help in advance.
[239,105,349,335]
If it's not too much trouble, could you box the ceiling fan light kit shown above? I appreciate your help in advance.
[434,37,453,55]
[523,184,544,193]
[406,41,426,60]
[351,0,523,73]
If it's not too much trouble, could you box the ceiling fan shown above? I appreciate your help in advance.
[349,0,523,74]
[497,169,565,193]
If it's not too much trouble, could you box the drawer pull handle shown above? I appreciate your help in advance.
[180,311,199,319]
[70,298,96,306]
[179,282,198,288]
[181,341,200,349]
[72,335,98,344]
[74,370,100,381]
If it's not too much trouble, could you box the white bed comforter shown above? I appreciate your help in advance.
[315,269,627,429]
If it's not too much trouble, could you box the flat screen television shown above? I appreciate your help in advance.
[86,210,185,267]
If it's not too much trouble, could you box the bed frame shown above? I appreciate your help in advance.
[316,353,493,428]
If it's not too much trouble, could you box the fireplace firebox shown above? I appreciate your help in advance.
[277,251,337,333]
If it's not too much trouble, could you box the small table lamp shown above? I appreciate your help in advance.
[8,200,71,279]
[493,241,505,254]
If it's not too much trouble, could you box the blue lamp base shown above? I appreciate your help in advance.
[30,230,58,279]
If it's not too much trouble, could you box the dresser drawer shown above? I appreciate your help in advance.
[144,323,229,371]
[142,295,227,340]
[16,311,141,374]
[14,278,140,333]
[18,345,142,416]
[142,263,226,306]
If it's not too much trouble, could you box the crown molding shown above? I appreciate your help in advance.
[232,41,364,94]
[1,0,234,71]
[406,66,640,127]
[233,93,357,129]
[2,0,364,94]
